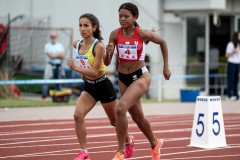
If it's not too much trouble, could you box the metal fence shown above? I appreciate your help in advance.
[10,26,73,73]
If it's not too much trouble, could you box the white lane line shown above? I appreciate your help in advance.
[0,119,239,137]
[1,118,239,136]
[1,150,240,160]
[3,135,240,150]
[1,116,239,129]
[0,119,112,129]
[0,133,239,155]
[0,122,239,141]
[1,139,190,150]
[0,114,239,158]
[163,154,240,160]
[0,121,239,137]
[0,146,240,160]
[0,139,144,149]
[0,128,74,136]
[0,125,239,147]
[0,138,188,149]
[129,146,240,159]
[0,129,191,146]
[0,122,183,136]
[0,143,129,159]
[0,121,73,128]
[0,135,74,141]
[1,144,239,159]
[0,121,191,136]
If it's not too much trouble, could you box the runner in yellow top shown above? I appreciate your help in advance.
[74,38,105,71]
[67,13,133,160]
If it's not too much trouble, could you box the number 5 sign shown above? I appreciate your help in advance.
[189,96,227,148]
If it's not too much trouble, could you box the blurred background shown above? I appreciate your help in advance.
[0,0,240,101]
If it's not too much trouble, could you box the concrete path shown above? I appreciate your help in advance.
[0,100,239,121]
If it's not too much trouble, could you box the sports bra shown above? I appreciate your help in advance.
[74,38,105,71]
[116,26,146,62]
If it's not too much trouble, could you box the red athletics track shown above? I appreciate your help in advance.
[0,113,239,160]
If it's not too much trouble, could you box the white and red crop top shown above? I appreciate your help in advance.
[116,26,146,62]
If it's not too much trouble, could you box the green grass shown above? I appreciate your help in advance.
[0,98,76,108]
[12,74,43,94]
[12,73,55,94]
[0,97,177,108]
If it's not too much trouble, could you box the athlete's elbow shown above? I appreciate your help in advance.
[160,39,167,46]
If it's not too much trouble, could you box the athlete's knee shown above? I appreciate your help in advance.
[116,101,128,117]
[73,113,85,122]
[110,120,116,127]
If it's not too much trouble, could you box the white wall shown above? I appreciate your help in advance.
[162,22,184,100]
[225,0,240,13]
[164,0,226,11]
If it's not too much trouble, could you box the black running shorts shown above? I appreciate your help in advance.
[84,75,117,103]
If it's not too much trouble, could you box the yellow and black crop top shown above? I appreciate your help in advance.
[75,38,105,71]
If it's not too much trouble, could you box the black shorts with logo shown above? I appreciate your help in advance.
[118,66,148,87]
[84,75,117,103]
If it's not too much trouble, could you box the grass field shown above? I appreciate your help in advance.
[0,98,77,108]
[0,97,161,108]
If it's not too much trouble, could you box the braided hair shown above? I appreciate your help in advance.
[119,2,139,27]
[79,13,103,41]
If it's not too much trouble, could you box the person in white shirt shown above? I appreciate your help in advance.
[225,31,240,100]
[41,31,65,101]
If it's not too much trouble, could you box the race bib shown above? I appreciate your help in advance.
[74,55,92,69]
[118,44,137,60]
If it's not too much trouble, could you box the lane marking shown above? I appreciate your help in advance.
[1,123,239,137]
[0,114,239,159]
[1,116,240,128]
[163,154,240,160]
[1,144,239,159]
[129,146,240,159]
[0,126,239,146]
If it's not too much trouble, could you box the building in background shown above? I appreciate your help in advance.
[1,0,240,100]
[163,0,240,99]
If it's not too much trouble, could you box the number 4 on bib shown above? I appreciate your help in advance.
[189,96,227,148]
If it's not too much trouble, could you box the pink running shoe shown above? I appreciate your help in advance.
[74,151,90,160]
[151,139,164,160]
[124,135,134,158]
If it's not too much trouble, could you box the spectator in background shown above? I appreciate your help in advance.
[41,31,65,101]
[225,31,240,101]
[209,45,220,94]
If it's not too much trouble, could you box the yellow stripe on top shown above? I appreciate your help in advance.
[76,39,105,71]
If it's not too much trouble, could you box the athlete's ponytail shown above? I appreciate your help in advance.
[79,13,103,41]
[119,2,139,27]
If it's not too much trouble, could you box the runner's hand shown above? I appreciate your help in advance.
[106,43,114,56]
[163,67,171,80]
[67,58,75,69]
